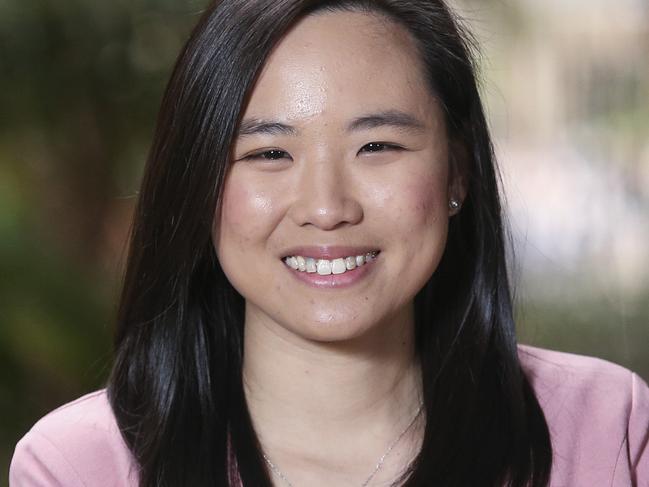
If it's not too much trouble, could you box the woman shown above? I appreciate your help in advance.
[10,1,649,486]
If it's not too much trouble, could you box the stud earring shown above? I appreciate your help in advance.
[449,199,461,210]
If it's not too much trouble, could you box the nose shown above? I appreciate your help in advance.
[288,153,363,230]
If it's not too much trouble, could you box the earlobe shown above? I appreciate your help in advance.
[447,141,469,216]
[448,198,461,211]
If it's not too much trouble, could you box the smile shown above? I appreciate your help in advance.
[283,251,380,275]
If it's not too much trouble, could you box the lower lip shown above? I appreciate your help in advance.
[282,255,380,289]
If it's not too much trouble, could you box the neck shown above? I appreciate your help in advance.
[241,302,424,475]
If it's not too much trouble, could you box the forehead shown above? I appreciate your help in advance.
[241,10,439,126]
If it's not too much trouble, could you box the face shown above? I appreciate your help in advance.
[213,11,460,343]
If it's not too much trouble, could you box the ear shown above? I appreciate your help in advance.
[447,141,469,216]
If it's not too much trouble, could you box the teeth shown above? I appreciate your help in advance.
[287,256,299,270]
[284,251,379,275]
[317,259,332,275]
[331,258,346,275]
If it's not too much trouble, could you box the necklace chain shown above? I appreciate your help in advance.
[262,401,424,487]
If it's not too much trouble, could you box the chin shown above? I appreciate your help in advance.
[283,313,387,344]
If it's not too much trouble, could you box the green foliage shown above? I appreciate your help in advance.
[0,0,200,478]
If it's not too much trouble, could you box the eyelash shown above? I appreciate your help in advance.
[359,142,403,153]
[243,142,403,161]
[243,149,289,161]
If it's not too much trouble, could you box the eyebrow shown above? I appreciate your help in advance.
[236,110,426,137]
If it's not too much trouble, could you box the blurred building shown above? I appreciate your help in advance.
[455,0,649,301]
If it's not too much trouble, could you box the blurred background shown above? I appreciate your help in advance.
[1,0,647,479]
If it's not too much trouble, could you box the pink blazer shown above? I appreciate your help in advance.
[10,344,649,486]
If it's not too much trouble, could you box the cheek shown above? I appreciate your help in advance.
[213,173,279,254]
[408,181,441,221]
[386,165,449,279]
[396,168,450,291]
[390,167,447,228]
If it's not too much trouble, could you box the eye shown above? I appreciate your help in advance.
[243,149,291,161]
[358,142,403,154]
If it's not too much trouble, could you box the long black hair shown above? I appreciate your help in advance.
[107,1,553,485]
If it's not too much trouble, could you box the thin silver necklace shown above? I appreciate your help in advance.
[262,401,424,487]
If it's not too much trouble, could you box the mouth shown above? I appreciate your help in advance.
[282,250,380,276]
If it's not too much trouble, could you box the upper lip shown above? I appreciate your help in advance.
[281,245,381,260]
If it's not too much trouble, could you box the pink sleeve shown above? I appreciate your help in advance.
[9,430,84,487]
[630,372,649,486]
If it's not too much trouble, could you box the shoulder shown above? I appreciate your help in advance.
[517,344,649,486]
[517,343,638,396]
[516,343,646,425]
[9,389,139,487]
